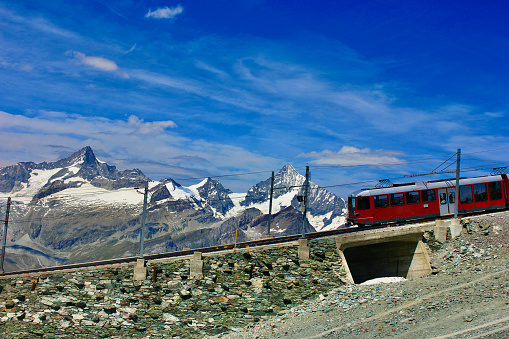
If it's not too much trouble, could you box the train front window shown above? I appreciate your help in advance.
[374,195,389,208]
[406,191,420,204]
[488,182,502,200]
[459,185,473,204]
[390,193,405,206]
[474,183,488,202]
[348,198,355,215]
[422,189,436,202]
[358,197,371,210]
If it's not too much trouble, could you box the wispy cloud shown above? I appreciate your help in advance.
[0,60,33,72]
[298,146,406,166]
[0,6,79,39]
[123,43,137,54]
[69,51,118,71]
[145,5,184,19]
[484,111,505,118]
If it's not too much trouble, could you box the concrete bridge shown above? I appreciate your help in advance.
[157,218,462,284]
[330,219,461,284]
[1,217,462,286]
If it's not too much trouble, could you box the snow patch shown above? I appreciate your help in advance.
[50,183,143,205]
[166,182,193,200]
[67,165,80,174]
[63,177,85,184]
[360,277,407,285]
[1,168,62,203]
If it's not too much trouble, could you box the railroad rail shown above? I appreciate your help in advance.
[0,224,390,278]
[1,210,480,278]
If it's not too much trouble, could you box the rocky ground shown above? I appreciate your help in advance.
[213,211,509,339]
[0,237,347,338]
[0,211,508,338]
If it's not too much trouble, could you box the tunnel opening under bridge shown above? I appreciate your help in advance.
[336,232,432,284]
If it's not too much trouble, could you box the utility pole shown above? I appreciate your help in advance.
[1,197,12,273]
[267,171,274,237]
[454,149,461,218]
[301,166,310,239]
[139,182,148,259]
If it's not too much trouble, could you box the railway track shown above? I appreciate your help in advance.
[3,208,493,278]
[0,224,389,278]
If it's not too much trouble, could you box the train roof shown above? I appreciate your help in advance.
[349,175,504,197]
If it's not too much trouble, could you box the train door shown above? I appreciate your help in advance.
[438,188,456,215]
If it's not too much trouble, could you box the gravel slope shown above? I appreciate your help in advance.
[212,211,509,339]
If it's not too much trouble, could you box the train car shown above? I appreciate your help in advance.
[347,174,509,226]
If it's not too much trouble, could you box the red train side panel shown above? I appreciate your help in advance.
[348,175,508,226]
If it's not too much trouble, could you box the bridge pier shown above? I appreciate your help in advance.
[190,252,203,279]
[133,258,147,281]
[298,238,310,261]
[335,227,432,284]
[435,218,462,242]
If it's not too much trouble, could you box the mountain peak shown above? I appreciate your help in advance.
[279,163,298,175]
[57,146,98,168]
[74,146,96,164]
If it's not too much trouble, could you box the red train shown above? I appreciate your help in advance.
[347,174,509,226]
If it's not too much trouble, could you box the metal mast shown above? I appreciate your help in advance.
[139,182,148,259]
[267,171,274,237]
[301,166,310,238]
[454,149,461,218]
[1,197,12,272]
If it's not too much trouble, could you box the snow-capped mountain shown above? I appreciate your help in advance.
[0,147,347,271]
[1,146,148,203]
[236,164,346,231]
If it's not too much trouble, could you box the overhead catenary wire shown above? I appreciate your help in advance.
[4,164,494,226]
[2,149,507,226]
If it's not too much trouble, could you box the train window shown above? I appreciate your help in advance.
[406,191,420,204]
[421,189,436,202]
[439,193,447,205]
[459,185,473,204]
[357,197,371,210]
[449,192,455,203]
[488,182,502,200]
[473,183,488,202]
[374,195,389,208]
[390,193,405,206]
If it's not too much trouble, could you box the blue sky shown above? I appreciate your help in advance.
[1,0,509,196]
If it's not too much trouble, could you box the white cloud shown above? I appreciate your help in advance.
[0,111,280,189]
[145,5,184,19]
[298,146,406,166]
[127,115,177,134]
[70,51,118,71]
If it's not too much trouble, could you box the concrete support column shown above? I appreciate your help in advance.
[434,220,448,243]
[450,218,462,238]
[406,239,432,280]
[298,238,310,261]
[336,246,355,284]
[190,252,203,279]
[133,258,147,281]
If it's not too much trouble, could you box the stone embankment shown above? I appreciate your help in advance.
[0,239,347,338]
[2,211,508,338]
[215,211,509,339]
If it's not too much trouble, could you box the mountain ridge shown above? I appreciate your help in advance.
[0,146,347,271]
